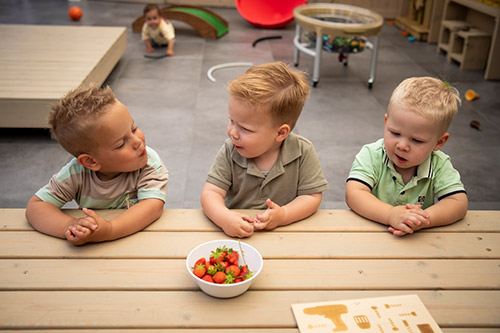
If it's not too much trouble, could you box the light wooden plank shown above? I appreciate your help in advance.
[2,209,499,232]
[0,329,496,333]
[1,231,498,259]
[0,331,299,333]
[0,24,126,128]
[0,290,498,329]
[1,259,498,291]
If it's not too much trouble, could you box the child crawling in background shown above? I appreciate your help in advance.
[142,3,175,56]
[201,61,328,238]
[346,77,467,236]
[26,84,169,245]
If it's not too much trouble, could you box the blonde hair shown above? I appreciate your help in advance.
[388,77,461,134]
[228,61,310,130]
[49,84,116,157]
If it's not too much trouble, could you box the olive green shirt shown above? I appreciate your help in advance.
[347,139,466,209]
[206,133,328,209]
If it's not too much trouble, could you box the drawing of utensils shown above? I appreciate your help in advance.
[354,315,371,329]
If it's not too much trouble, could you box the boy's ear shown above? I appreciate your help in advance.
[77,154,101,171]
[433,132,450,151]
[276,124,290,143]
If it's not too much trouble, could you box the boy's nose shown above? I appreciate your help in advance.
[396,139,409,151]
[132,135,143,149]
[228,126,238,139]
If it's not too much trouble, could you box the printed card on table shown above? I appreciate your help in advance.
[292,294,441,332]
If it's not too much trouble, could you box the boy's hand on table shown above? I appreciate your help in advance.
[65,208,113,245]
[64,214,98,246]
[387,204,430,236]
[222,211,254,238]
[254,199,285,231]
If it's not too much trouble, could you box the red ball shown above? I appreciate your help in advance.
[68,6,82,21]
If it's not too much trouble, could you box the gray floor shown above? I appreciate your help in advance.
[1,0,499,210]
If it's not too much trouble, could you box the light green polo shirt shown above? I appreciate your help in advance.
[347,139,466,209]
[207,132,328,209]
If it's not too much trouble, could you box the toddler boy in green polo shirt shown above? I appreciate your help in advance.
[201,62,328,238]
[346,77,467,236]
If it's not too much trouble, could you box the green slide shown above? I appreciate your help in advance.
[169,8,228,38]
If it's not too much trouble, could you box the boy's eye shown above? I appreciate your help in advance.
[390,131,400,136]
[412,138,424,143]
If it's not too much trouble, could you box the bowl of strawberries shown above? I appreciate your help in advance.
[186,239,263,298]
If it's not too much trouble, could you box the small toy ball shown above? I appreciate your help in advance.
[68,6,82,21]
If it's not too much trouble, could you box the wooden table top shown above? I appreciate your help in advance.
[0,209,499,331]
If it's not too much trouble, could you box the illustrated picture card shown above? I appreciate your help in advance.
[292,294,441,332]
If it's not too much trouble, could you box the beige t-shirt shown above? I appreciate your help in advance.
[206,133,328,209]
[141,19,175,44]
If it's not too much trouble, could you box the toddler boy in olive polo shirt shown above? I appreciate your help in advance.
[346,77,467,236]
[201,62,328,238]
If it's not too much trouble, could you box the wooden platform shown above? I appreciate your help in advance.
[0,24,127,128]
[0,209,499,331]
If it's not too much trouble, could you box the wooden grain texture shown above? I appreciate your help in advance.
[2,208,499,232]
[0,290,498,329]
[1,259,498,290]
[0,208,499,330]
[1,230,498,259]
[0,25,126,128]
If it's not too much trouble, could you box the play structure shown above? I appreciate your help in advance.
[236,0,306,29]
[0,24,126,128]
[293,4,384,88]
[132,5,228,39]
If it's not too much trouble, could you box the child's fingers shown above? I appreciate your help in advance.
[78,218,98,231]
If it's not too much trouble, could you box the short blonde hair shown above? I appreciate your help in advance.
[388,77,461,134]
[228,61,310,130]
[49,84,116,157]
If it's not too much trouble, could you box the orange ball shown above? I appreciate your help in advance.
[68,6,82,21]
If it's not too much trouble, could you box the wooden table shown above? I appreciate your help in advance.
[0,209,499,331]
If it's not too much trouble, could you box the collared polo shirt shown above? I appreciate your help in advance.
[347,139,465,209]
[206,132,328,209]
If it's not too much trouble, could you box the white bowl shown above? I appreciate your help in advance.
[186,239,263,298]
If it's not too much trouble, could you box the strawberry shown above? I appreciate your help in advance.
[210,245,228,264]
[206,264,217,276]
[226,265,240,277]
[213,271,226,284]
[227,251,239,265]
[239,265,248,276]
[195,257,206,267]
[193,264,206,278]
[234,278,243,283]
[217,261,229,270]
[202,274,214,283]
